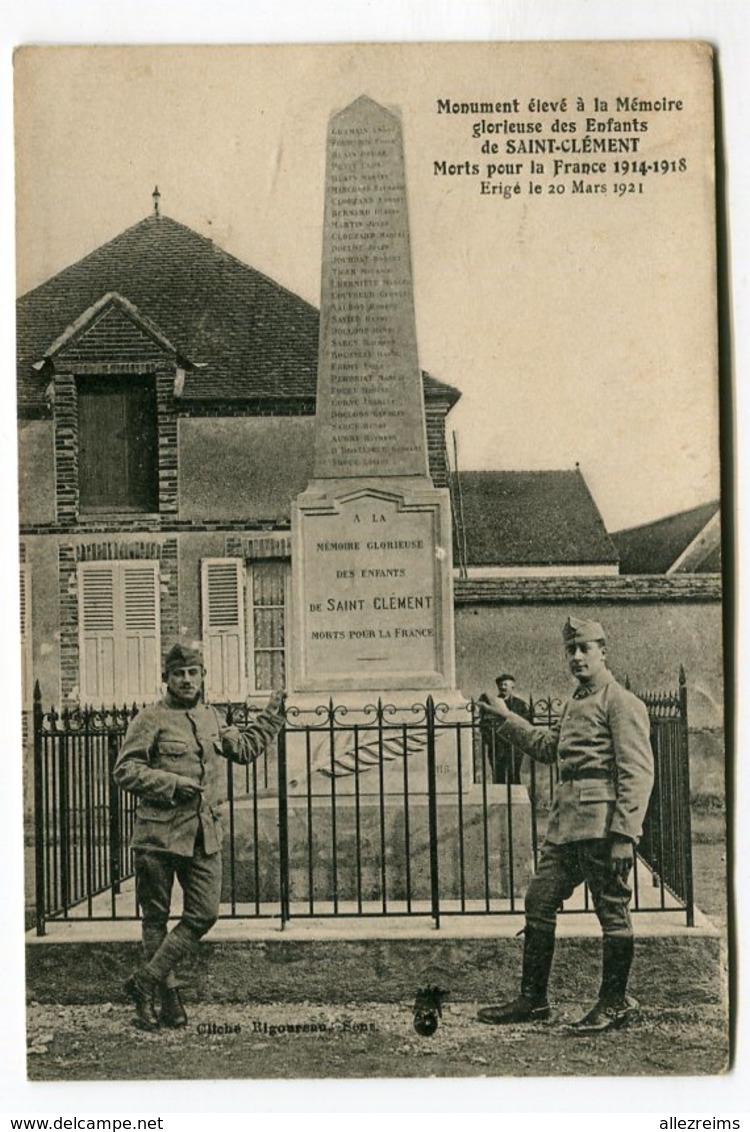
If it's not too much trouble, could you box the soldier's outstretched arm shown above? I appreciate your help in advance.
[219,690,285,764]
[478,694,560,764]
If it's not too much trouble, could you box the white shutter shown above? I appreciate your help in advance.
[79,560,161,704]
[201,558,246,702]
[121,562,161,703]
[20,564,32,706]
[79,563,117,704]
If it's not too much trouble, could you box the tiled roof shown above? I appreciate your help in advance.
[17,214,461,413]
[611,501,721,574]
[454,468,619,567]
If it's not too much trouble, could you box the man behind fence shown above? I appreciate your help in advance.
[480,672,529,785]
[114,642,283,1032]
[477,617,654,1035]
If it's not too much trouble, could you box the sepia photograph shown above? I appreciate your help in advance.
[13,37,729,1089]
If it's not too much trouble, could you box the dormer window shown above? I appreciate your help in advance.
[77,374,158,513]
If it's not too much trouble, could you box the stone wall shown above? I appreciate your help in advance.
[454,575,725,799]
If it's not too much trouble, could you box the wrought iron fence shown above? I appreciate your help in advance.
[31,674,694,934]
[637,670,695,926]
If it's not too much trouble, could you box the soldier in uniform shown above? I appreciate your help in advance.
[114,642,283,1032]
[476,617,654,1034]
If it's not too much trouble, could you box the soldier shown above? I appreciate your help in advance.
[476,617,654,1034]
[114,642,283,1032]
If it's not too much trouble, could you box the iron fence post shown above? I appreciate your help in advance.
[32,682,46,937]
[58,711,70,916]
[107,729,122,900]
[679,666,695,927]
[276,700,290,928]
[225,705,237,917]
[426,696,440,929]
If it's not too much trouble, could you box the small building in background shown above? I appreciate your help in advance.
[611,501,721,576]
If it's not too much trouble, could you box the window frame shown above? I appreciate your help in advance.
[246,559,290,697]
[76,373,159,516]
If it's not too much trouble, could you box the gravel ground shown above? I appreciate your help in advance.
[26,998,729,1081]
[24,811,730,1081]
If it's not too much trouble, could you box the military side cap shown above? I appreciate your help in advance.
[163,642,204,672]
[562,616,606,644]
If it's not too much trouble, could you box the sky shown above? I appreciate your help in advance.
[13,41,723,533]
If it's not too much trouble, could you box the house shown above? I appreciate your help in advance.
[610,501,721,575]
[18,210,616,712]
[452,469,619,577]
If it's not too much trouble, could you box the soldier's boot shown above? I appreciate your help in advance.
[477,925,555,1024]
[567,936,638,1035]
[144,925,198,983]
[143,926,198,1030]
[123,968,161,1032]
[159,985,189,1029]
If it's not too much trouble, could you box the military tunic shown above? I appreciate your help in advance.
[114,693,283,856]
[497,669,654,938]
[114,693,283,942]
[497,670,654,844]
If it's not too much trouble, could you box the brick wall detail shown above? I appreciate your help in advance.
[156,368,178,515]
[59,538,177,704]
[426,401,450,487]
[226,535,292,560]
[159,539,179,664]
[53,373,78,525]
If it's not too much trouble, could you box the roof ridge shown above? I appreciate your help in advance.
[20,212,323,320]
[611,498,720,537]
[18,215,170,300]
[458,467,579,476]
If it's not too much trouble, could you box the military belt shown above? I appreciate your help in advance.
[559,766,613,784]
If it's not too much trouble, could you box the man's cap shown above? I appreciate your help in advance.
[562,616,606,644]
[495,673,515,685]
[163,642,204,673]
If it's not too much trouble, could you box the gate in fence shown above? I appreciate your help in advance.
[31,671,694,934]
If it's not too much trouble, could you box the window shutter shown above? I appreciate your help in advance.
[121,562,161,702]
[79,561,161,704]
[201,558,246,702]
[20,564,32,705]
[79,564,117,704]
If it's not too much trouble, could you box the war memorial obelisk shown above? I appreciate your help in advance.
[229,98,531,898]
[290,96,456,704]
[258,94,532,896]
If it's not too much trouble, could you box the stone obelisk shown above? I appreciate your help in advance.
[290,96,455,699]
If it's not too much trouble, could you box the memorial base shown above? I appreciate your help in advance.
[220,785,534,904]
[283,688,473,796]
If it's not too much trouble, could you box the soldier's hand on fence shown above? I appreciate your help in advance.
[265,689,285,716]
[221,726,243,757]
[609,833,634,879]
[173,780,203,802]
[478,693,511,720]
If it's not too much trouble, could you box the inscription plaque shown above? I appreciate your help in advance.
[293,489,452,691]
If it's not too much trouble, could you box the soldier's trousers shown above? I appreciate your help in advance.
[525,838,633,938]
[135,836,223,957]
